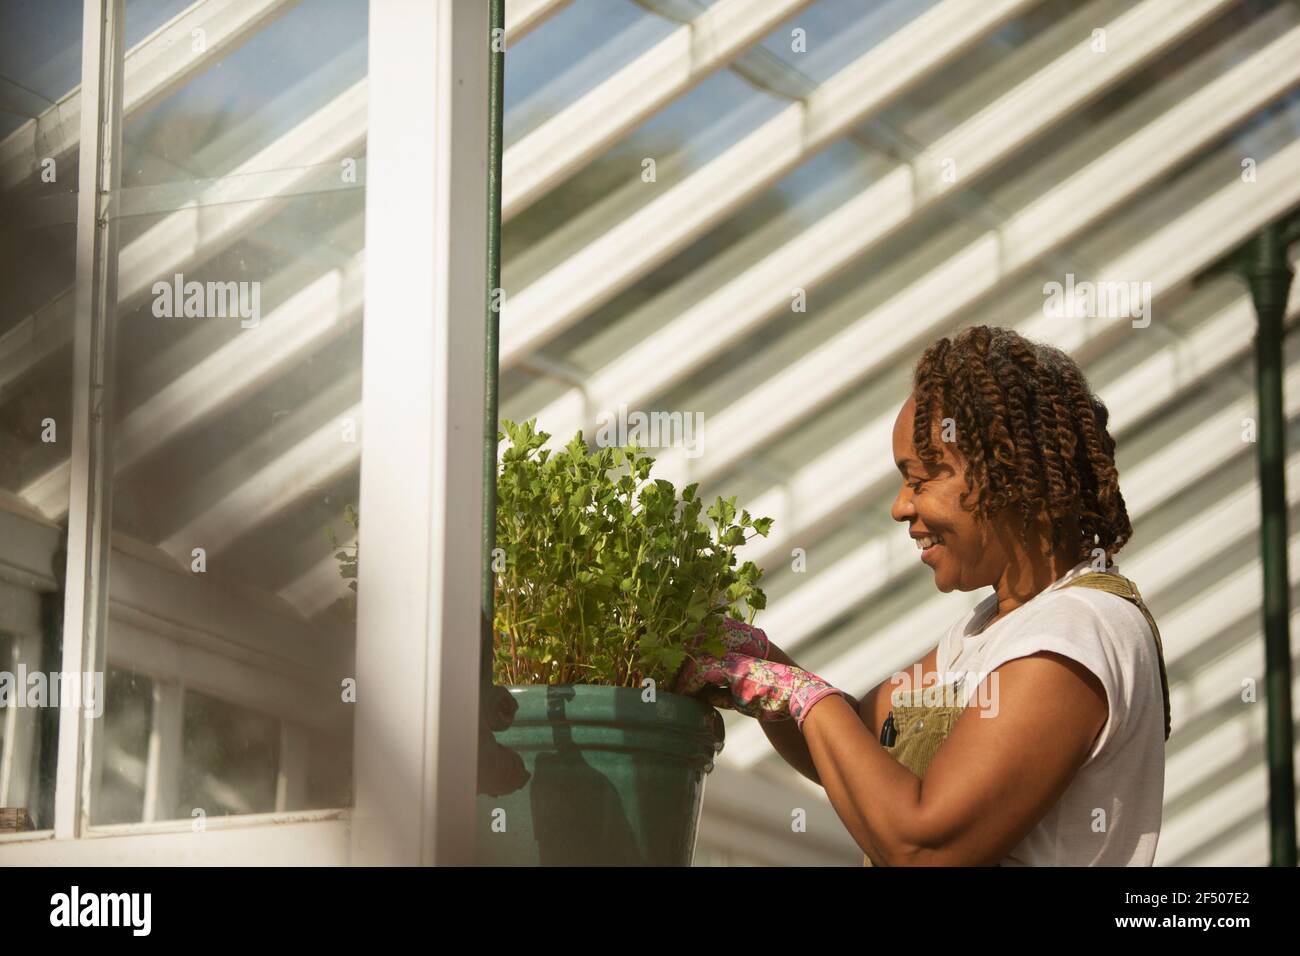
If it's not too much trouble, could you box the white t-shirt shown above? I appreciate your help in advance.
[929,558,1166,866]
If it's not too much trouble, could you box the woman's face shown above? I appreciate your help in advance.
[890,394,1015,593]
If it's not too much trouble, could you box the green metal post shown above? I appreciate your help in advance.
[1243,223,1297,867]
[477,0,527,801]
[482,0,504,693]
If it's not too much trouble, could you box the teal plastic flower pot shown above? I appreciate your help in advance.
[475,684,725,866]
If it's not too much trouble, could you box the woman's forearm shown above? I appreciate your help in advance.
[754,681,925,859]
[756,641,821,783]
[801,696,927,865]
[755,640,910,858]
[761,714,823,785]
[759,640,862,786]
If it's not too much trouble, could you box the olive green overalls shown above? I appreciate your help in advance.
[861,570,1171,867]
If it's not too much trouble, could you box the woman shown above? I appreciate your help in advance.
[676,325,1170,866]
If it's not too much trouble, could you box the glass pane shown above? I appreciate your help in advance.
[93,670,153,826]
[492,0,1300,868]
[0,0,83,141]
[752,0,941,84]
[505,0,677,148]
[81,0,366,827]
[123,0,198,50]
[0,0,83,834]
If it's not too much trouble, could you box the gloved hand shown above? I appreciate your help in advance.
[675,619,771,714]
[687,616,771,658]
[674,650,851,730]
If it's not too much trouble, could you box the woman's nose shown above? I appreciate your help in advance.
[891,486,914,523]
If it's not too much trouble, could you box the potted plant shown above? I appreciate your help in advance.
[331,418,774,866]
[481,418,773,865]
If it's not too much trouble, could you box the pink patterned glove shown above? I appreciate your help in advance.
[674,651,849,730]
[676,620,771,714]
[686,617,772,658]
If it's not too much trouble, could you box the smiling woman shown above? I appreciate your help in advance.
[898,327,1132,599]
[847,326,1168,865]
[707,324,1171,866]
[836,326,1169,863]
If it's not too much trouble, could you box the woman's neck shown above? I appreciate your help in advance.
[985,545,1085,629]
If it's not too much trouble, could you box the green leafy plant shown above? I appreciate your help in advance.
[326,419,774,691]
[326,504,359,618]
[493,417,773,689]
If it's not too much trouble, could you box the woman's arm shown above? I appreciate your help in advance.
[800,651,1108,865]
[759,642,823,784]
[759,643,939,787]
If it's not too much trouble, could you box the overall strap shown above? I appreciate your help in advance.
[1059,571,1172,742]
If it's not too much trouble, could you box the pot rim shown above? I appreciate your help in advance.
[494,683,725,753]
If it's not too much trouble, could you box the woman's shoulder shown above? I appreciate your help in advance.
[1022,576,1159,677]
[1042,574,1153,636]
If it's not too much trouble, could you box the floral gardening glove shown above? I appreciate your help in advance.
[675,619,772,713]
[674,651,851,730]
[687,616,772,659]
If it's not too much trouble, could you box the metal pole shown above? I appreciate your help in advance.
[477,0,527,801]
[481,0,503,689]
[1243,222,1297,867]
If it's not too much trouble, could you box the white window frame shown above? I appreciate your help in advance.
[0,0,490,866]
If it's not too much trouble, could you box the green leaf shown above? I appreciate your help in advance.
[720,527,746,547]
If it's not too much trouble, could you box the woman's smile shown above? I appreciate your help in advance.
[911,530,945,565]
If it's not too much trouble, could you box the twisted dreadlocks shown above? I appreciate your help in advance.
[911,326,1132,563]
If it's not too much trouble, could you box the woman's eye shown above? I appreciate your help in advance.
[907,479,925,493]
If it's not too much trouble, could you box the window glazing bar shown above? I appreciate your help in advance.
[54,0,125,841]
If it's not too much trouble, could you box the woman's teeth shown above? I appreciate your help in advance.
[916,535,943,550]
